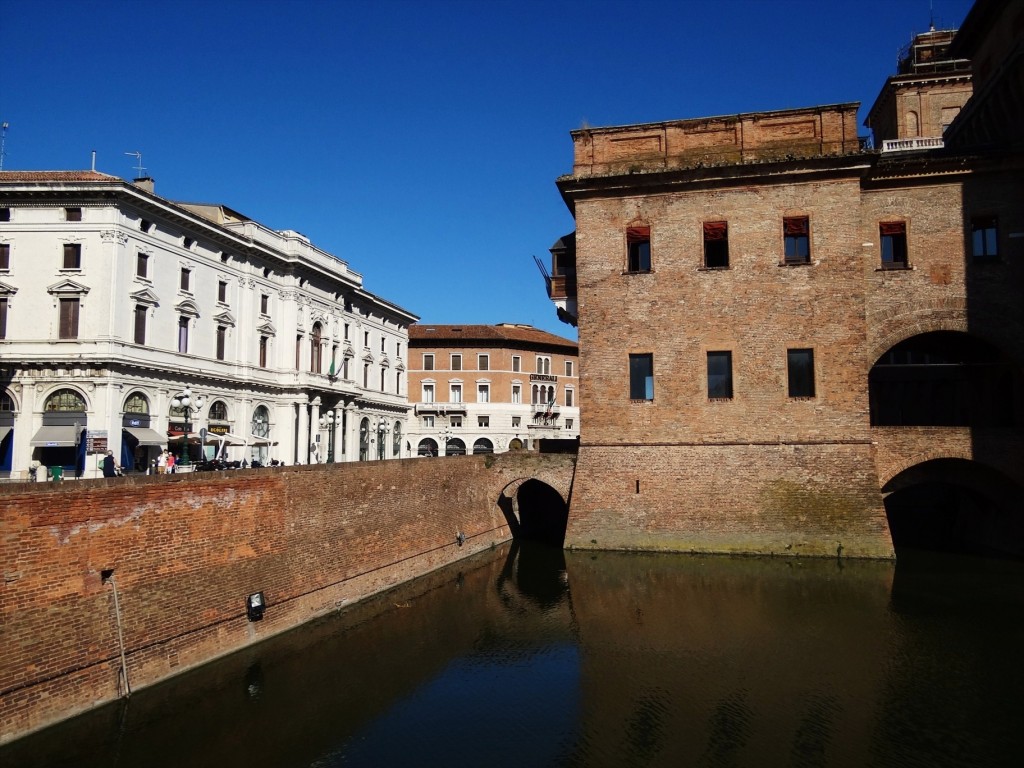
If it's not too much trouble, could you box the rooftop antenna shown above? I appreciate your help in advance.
[0,122,9,171]
[124,151,146,178]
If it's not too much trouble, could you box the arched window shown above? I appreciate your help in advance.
[209,400,229,421]
[0,391,15,411]
[359,417,370,461]
[45,388,86,412]
[417,437,438,457]
[311,323,323,373]
[124,392,149,414]
[392,421,402,458]
[472,438,493,454]
[252,406,270,437]
[445,438,466,456]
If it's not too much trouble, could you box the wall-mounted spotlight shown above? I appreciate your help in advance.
[246,592,266,622]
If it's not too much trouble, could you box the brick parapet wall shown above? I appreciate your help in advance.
[0,452,576,744]
[566,443,894,559]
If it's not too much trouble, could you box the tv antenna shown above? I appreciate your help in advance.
[124,151,146,178]
[0,122,9,171]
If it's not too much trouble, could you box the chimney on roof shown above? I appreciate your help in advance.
[132,177,154,193]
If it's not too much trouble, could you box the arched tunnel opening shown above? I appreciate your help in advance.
[884,459,1024,560]
[501,479,569,548]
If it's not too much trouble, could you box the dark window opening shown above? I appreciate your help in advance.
[787,348,815,397]
[0,243,9,270]
[627,226,651,273]
[134,304,147,345]
[707,351,733,399]
[180,268,191,292]
[218,280,227,303]
[65,207,82,222]
[703,221,729,268]
[629,353,654,400]
[783,217,810,264]
[216,326,226,361]
[63,243,81,269]
[59,298,79,339]
[880,221,908,269]
[971,216,998,260]
[869,332,1015,427]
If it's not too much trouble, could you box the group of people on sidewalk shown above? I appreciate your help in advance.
[99,449,178,477]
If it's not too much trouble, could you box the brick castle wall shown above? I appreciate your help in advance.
[0,452,575,744]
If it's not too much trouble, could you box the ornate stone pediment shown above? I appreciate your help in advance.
[47,279,90,296]
[0,281,18,296]
[213,310,236,327]
[257,320,276,336]
[128,287,160,307]
[175,298,201,317]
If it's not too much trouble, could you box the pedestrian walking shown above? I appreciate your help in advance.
[157,450,167,474]
[167,452,177,474]
[101,450,119,478]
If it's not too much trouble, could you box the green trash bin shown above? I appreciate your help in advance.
[49,465,63,482]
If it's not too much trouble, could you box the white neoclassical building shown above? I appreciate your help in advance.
[0,171,417,479]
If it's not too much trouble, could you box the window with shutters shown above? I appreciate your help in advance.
[63,243,81,270]
[134,304,147,345]
[59,298,80,339]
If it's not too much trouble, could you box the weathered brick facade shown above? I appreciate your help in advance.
[553,5,1024,558]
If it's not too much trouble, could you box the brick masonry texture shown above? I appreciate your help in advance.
[0,452,576,744]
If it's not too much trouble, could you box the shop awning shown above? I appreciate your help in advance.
[167,432,203,444]
[250,436,278,446]
[30,425,79,447]
[212,432,247,446]
[123,427,167,446]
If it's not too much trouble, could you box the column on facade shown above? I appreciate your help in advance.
[296,399,308,465]
[310,397,321,463]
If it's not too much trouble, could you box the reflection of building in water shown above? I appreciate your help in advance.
[544,0,1024,559]
[0,172,416,478]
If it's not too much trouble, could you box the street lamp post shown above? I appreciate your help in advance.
[171,387,204,467]
[377,416,390,460]
[319,410,336,463]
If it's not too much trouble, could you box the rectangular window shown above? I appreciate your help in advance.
[478,416,489,428]
[423,384,435,403]
[565,360,574,377]
[565,388,574,407]
[363,363,369,388]
[971,216,998,260]
[451,354,462,371]
[134,305,147,345]
[381,337,386,352]
[565,418,574,430]
[451,384,462,403]
[216,326,226,360]
[136,252,148,278]
[783,217,810,264]
[63,243,81,269]
[59,298,79,339]
[880,222,908,268]
[0,243,10,270]
[0,298,8,339]
[629,353,654,400]
[450,415,463,428]
[180,268,191,292]
[703,221,729,268]
[218,280,228,303]
[261,294,270,314]
[626,226,652,272]
[477,384,490,403]
[478,354,489,371]
[707,351,733,399]
[423,415,434,428]
[512,416,521,428]
[178,317,190,353]
[259,336,268,368]
[380,367,386,391]
[364,331,370,347]
[344,323,350,340]
[512,355,521,373]
[787,348,815,398]
[512,384,522,403]
[295,336,302,369]
[423,353,434,371]
[0,208,10,222]
[65,207,82,222]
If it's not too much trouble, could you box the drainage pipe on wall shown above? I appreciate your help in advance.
[103,570,131,697]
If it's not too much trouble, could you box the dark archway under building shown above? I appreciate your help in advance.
[883,459,1024,560]
[498,479,569,548]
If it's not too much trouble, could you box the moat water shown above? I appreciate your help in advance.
[4,542,1024,768]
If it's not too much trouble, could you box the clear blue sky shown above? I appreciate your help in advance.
[1,0,974,338]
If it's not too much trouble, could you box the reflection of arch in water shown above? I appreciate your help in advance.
[883,458,1024,559]
[495,539,569,612]
[498,477,569,546]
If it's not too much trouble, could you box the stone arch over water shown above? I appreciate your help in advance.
[498,477,570,546]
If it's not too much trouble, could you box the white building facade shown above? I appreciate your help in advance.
[0,171,417,479]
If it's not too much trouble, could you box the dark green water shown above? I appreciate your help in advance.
[4,542,1024,768]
